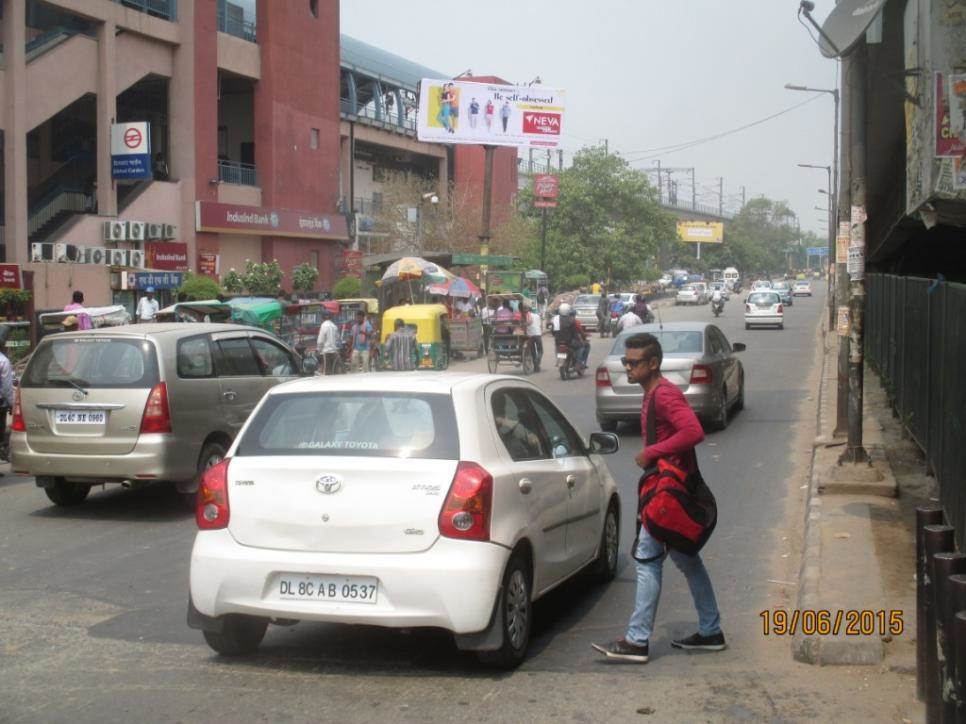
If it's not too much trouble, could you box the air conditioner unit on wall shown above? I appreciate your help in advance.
[127,221,146,242]
[83,247,107,265]
[31,243,53,262]
[103,220,127,242]
[54,243,79,263]
[163,224,177,240]
[146,223,163,241]
[108,249,129,267]
[128,249,145,269]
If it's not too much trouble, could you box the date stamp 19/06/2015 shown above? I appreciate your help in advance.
[760,609,905,637]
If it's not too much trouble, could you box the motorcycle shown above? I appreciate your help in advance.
[556,343,584,380]
[712,297,725,317]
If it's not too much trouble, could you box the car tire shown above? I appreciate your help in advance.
[186,441,227,505]
[590,501,620,582]
[599,419,618,433]
[778,323,784,330]
[202,614,269,656]
[745,323,751,330]
[712,387,729,431]
[478,552,532,669]
[734,372,745,412]
[44,478,91,506]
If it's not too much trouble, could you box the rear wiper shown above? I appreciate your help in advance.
[52,378,89,396]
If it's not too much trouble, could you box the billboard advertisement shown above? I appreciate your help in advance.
[417,79,566,149]
[677,221,724,243]
[111,122,151,180]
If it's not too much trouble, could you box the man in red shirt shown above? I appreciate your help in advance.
[593,332,724,663]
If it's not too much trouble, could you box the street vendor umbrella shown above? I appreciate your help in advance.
[381,257,455,283]
[447,276,481,298]
[524,269,548,281]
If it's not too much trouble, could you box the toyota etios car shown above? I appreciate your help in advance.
[188,373,621,668]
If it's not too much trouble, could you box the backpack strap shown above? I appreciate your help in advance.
[645,386,658,447]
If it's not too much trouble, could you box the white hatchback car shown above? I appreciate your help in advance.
[744,291,784,329]
[188,373,621,667]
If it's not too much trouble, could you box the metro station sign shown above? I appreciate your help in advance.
[111,122,151,180]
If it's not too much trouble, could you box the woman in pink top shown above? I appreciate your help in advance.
[63,290,92,330]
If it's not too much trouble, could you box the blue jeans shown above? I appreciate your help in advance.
[626,525,721,645]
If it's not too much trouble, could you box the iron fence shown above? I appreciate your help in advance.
[218,160,257,187]
[866,273,966,546]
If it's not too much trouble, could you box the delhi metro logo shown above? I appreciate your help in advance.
[523,112,562,136]
[123,127,142,149]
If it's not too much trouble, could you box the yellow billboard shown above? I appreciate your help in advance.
[677,221,724,243]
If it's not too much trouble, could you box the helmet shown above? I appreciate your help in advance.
[558,303,572,316]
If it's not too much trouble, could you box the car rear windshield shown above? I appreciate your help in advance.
[610,330,704,355]
[748,292,780,304]
[236,391,460,460]
[574,295,600,306]
[22,338,160,389]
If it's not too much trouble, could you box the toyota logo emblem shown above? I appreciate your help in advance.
[315,475,343,495]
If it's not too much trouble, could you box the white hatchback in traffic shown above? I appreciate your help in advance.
[744,291,784,329]
[188,373,621,667]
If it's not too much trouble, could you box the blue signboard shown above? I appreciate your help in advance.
[111,122,152,180]
[135,272,183,290]
[806,247,829,256]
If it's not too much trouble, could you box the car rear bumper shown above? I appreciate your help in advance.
[575,314,598,330]
[596,385,717,422]
[10,431,198,482]
[189,530,508,634]
[744,314,783,326]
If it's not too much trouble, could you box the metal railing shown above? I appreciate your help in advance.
[340,98,416,134]
[116,0,177,21]
[353,196,382,215]
[27,187,91,239]
[218,160,257,187]
[866,273,966,546]
[217,9,256,42]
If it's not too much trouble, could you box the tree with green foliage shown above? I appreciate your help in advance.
[222,269,244,294]
[517,146,674,288]
[332,275,361,299]
[292,262,320,295]
[241,260,284,296]
[178,273,222,301]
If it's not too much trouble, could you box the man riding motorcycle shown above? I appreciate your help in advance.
[557,303,590,371]
[711,287,725,317]
[632,294,654,324]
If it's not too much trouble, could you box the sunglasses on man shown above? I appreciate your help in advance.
[621,356,655,369]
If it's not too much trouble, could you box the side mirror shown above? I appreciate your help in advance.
[588,431,619,455]
[301,354,319,376]
[732,342,746,353]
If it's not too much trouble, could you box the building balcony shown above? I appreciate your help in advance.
[340,98,416,136]
[218,8,256,43]
[218,160,257,187]
[116,0,178,21]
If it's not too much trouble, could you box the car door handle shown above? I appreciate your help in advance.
[566,474,577,489]
[222,390,236,401]
[518,478,533,495]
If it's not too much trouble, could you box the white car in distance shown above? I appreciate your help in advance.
[744,291,784,330]
[188,373,621,668]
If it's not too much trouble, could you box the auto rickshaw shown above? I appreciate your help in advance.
[155,300,232,324]
[37,305,132,339]
[228,297,284,334]
[379,303,449,370]
[279,299,339,354]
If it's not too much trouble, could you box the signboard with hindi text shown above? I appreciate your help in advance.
[677,221,724,243]
[111,122,151,180]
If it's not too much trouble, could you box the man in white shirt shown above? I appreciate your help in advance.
[136,287,160,323]
[523,303,544,372]
[617,308,643,333]
[316,309,341,375]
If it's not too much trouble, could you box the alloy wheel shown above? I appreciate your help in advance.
[505,569,529,650]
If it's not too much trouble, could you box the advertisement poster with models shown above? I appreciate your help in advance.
[417,79,566,148]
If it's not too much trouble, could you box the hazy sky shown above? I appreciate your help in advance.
[340,0,843,236]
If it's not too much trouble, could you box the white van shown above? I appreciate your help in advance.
[723,267,740,289]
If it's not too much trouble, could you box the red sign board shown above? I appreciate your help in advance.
[0,264,21,289]
[198,251,219,278]
[523,112,562,136]
[146,242,189,271]
[534,174,559,198]
[196,202,349,240]
[534,200,558,209]
[339,250,363,278]
[936,72,966,157]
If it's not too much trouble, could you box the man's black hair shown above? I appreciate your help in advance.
[624,332,663,365]
[72,290,84,304]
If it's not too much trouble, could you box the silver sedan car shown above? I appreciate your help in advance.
[594,322,746,432]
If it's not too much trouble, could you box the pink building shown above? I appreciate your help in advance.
[3,0,348,312]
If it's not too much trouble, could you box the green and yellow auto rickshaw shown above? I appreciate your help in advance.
[228,297,284,335]
[155,300,232,324]
[380,303,449,370]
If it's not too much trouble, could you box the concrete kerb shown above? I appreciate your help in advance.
[791,317,888,665]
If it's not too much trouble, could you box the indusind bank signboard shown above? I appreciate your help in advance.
[195,202,348,240]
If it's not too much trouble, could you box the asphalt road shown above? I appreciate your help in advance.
[0,284,918,722]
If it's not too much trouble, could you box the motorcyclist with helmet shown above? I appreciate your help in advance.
[557,303,590,371]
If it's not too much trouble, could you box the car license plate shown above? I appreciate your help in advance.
[756,303,772,309]
[557,353,568,360]
[55,410,106,425]
[277,574,378,604]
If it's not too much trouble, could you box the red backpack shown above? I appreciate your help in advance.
[634,390,717,558]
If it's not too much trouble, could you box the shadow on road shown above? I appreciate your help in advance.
[28,482,193,524]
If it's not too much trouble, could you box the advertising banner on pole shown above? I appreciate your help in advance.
[676,221,724,243]
[417,79,566,149]
[533,174,559,208]
[111,122,151,180]
[936,73,966,158]
[836,222,850,264]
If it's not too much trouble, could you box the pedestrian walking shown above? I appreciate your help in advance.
[523,303,543,372]
[63,290,92,330]
[316,309,341,375]
[384,319,417,371]
[136,287,160,323]
[349,310,373,372]
[592,332,725,663]
[0,326,13,468]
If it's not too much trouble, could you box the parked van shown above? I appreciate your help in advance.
[11,323,306,506]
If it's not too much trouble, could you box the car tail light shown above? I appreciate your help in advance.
[596,367,612,388]
[438,462,493,541]
[11,388,25,432]
[139,383,172,434]
[690,364,713,385]
[196,458,230,530]
[777,304,784,314]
